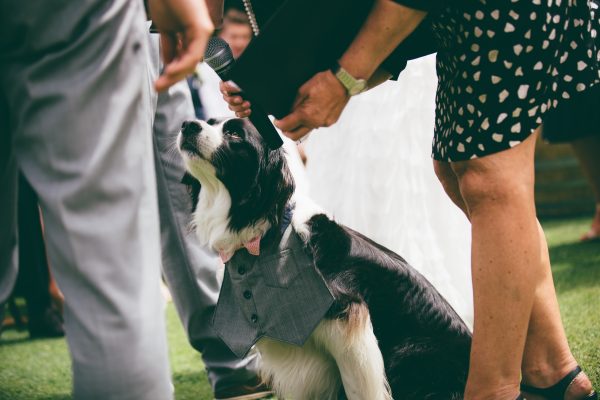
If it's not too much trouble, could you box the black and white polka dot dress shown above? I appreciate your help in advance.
[421,0,600,161]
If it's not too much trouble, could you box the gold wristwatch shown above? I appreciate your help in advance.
[330,62,367,96]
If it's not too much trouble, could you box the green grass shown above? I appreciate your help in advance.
[542,217,600,385]
[1,216,598,399]
[0,303,213,400]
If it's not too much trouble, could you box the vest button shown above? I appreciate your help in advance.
[251,314,259,323]
[243,290,252,299]
[238,266,246,275]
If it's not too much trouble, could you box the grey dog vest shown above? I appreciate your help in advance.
[213,224,334,358]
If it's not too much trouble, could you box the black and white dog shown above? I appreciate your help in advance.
[178,117,471,400]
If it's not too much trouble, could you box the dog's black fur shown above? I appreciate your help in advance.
[181,118,471,400]
[310,215,471,399]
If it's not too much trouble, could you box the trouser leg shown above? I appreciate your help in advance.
[0,92,18,304]
[15,173,53,318]
[1,1,172,398]
[152,77,258,392]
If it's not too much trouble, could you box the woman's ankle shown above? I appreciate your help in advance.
[522,356,578,388]
[522,361,595,400]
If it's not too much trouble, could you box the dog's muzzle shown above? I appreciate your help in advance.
[181,120,203,137]
[179,120,203,156]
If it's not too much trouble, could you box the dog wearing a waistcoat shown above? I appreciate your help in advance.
[178,117,471,400]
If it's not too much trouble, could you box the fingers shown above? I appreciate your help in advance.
[220,80,242,94]
[285,126,313,142]
[154,20,211,92]
[223,94,250,111]
[220,81,251,116]
[274,112,304,133]
[228,103,251,117]
[274,111,313,140]
[155,27,209,91]
[223,94,251,116]
[234,109,251,118]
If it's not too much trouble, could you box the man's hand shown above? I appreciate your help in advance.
[274,70,349,141]
[149,0,214,91]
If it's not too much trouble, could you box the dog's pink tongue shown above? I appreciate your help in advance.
[244,236,261,256]
[219,236,261,263]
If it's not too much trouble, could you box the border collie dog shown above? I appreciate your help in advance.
[178,117,471,400]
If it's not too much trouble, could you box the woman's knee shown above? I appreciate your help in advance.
[453,161,533,213]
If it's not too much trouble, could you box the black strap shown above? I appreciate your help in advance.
[521,365,583,399]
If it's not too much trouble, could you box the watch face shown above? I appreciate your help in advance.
[349,81,367,96]
[334,66,367,96]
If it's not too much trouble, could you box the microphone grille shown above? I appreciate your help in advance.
[204,37,234,76]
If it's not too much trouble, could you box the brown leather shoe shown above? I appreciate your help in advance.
[214,377,274,400]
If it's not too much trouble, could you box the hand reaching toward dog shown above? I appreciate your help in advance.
[149,0,214,92]
[274,70,349,141]
[219,70,349,142]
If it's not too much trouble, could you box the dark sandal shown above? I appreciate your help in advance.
[521,365,598,400]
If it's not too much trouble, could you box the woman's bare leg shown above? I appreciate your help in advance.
[451,130,544,399]
[519,221,594,400]
[435,132,594,400]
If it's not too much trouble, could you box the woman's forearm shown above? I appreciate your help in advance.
[339,0,427,80]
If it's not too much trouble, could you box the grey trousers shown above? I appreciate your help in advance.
[0,1,172,399]
[148,36,259,392]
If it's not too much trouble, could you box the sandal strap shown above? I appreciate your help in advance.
[521,365,583,399]
[585,390,598,400]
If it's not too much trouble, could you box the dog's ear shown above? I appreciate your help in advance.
[267,150,295,225]
[277,158,295,208]
[181,172,201,213]
[238,185,261,207]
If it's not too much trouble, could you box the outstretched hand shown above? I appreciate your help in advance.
[275,70,349,141]
[220,70,350,142]
[149,0,214,92]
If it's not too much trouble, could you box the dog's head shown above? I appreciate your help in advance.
[178,117,295,233]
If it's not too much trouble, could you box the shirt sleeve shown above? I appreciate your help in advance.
[379,16,437,79]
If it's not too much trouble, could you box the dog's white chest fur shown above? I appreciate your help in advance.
[190,168,270,259]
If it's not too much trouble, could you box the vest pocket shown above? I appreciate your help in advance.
[261,249,301,288]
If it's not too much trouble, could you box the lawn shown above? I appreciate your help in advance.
[1,216,598,399]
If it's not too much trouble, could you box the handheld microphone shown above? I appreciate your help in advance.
[204,37,284,149]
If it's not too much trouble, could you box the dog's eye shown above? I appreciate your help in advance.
[224,129,242,139]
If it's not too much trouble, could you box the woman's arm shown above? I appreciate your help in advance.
[339,1,427,80]
[275,0,427,140]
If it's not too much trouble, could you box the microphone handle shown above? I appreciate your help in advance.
[244,95,284,149]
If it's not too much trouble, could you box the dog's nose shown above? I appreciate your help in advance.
[181,120,203,137]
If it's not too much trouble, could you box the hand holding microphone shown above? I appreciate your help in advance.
[204,37,283,149]
[220,81,252,118]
